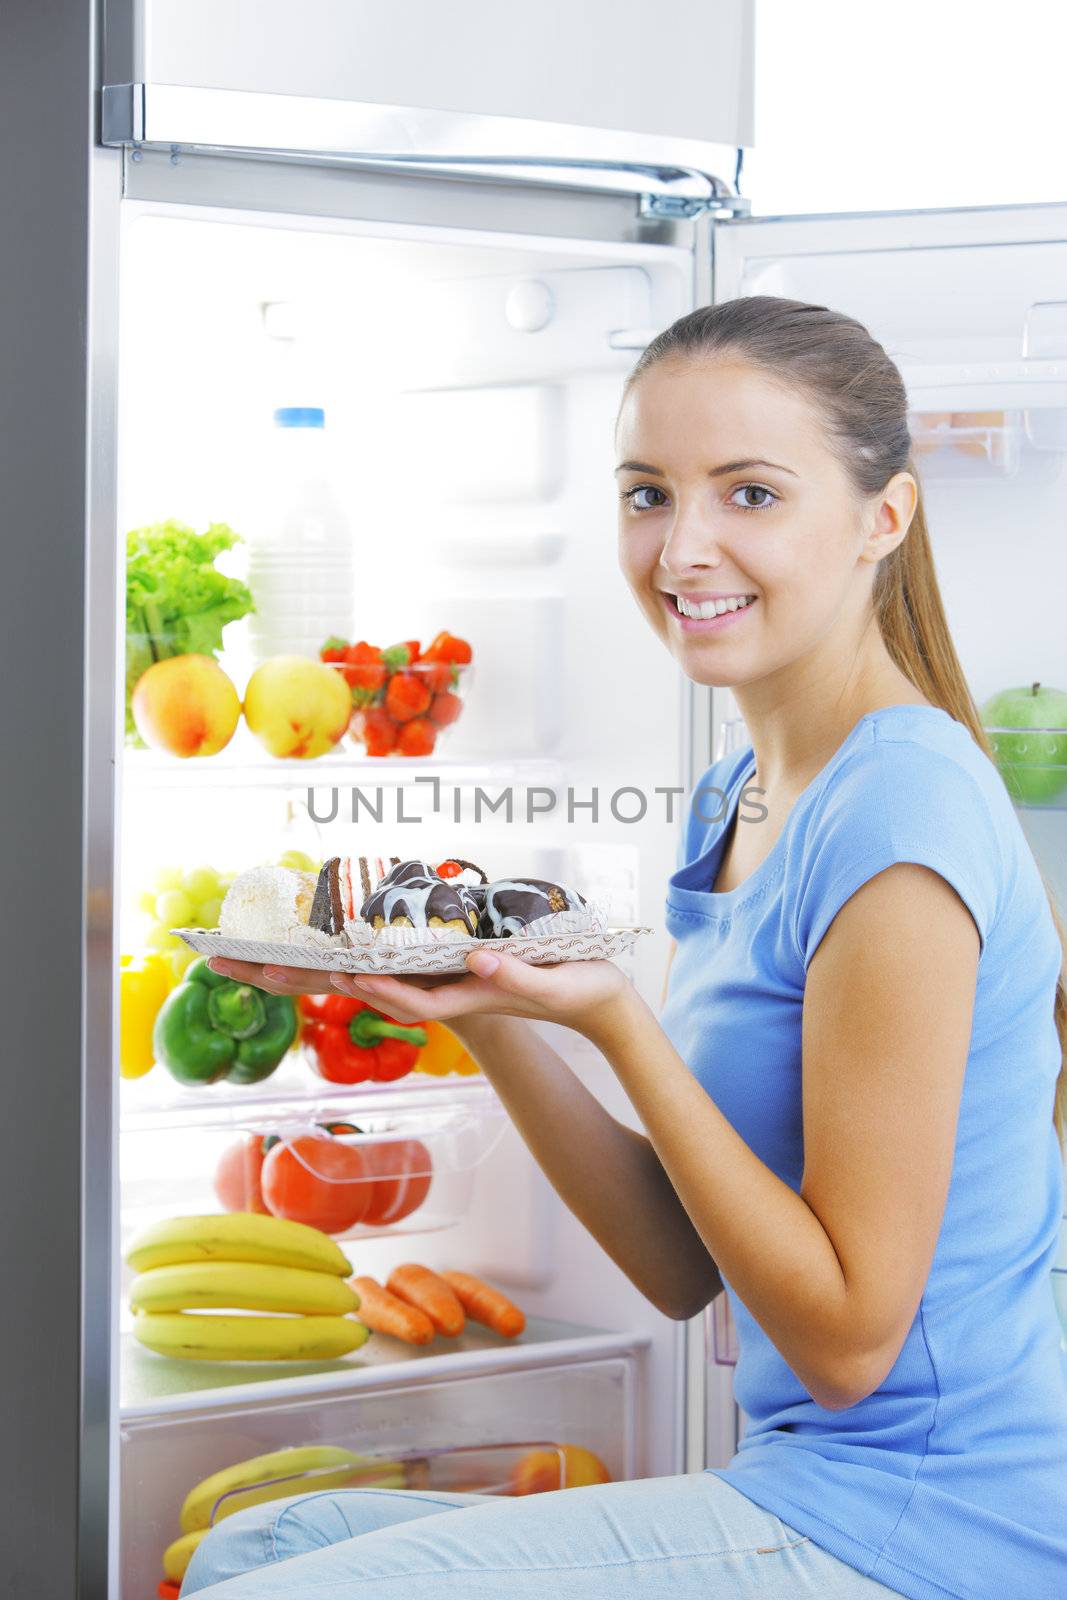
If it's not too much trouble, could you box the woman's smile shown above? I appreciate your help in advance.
[662,591,759,633]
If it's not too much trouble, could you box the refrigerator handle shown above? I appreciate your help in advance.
[101,83,749,217]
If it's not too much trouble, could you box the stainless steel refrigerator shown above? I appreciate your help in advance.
[3,3,1065,1595]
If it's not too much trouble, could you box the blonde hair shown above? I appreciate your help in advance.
[628,296,1067,1148]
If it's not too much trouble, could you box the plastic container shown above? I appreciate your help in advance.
[121,1350,640,1596]
[246,408,355,665]
[120,1081,508,1245]
[983,726,1067,809]
[332,659,474,759]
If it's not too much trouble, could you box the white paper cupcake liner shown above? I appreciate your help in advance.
[346,919,477,949]
[173,924,652,975]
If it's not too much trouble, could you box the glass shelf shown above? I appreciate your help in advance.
[122,741,565,792]
[900,357,1067,411]
[120,1316,647,1415]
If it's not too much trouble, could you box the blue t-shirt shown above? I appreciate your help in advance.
[661,704,1067,1600]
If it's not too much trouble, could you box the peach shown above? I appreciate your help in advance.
[243,655,352,760]
[132,654,240,758]
[510,1443,611,1496]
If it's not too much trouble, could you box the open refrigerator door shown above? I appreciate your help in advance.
[709,199,1067,1443]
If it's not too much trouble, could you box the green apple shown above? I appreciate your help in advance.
[979,681,1067,806]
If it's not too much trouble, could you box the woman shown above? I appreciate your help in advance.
[183,298,1067,1600]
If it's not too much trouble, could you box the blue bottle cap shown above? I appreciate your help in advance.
[273,407,325,428]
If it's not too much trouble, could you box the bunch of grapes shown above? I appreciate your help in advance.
[138,864,235,976]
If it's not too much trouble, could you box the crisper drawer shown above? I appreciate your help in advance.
[121,1341,644,1598]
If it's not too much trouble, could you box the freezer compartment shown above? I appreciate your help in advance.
[121,1342,643,1597]
[121,1079,507,1248]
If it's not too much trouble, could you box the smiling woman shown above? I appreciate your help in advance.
[186,298,1067,1600]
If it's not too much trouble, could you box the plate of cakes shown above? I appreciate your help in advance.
[172,856,653,974]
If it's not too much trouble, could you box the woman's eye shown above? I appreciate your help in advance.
[729,484,777,511]
[623,485,669,510]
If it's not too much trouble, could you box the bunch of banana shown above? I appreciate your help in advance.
[126,1213,370,1362]
[160,1444,410,1585]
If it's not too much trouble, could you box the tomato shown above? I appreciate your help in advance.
[260,1134,372,1234]
[359,1139,434,1226]
[213,1133,269,1214]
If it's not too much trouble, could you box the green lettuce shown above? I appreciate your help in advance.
[126,520,255,737]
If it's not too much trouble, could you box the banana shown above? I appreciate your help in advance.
[125,1213,352,1277]
[181,1444,406,1533]
[130,1261,360,1317]
[132,1311,370,1363]
[163,1526,208,1582]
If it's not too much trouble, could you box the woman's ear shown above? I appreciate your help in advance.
[861,471,918,563]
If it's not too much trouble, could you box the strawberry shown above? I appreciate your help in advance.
[428,690,463,727]
[416,658,454,695]
[344,641,387,703]
[320,636,349,662]
[385,671,432,722]
[360,706,398,756]
[424,630,472,666]
[396,716,437,757]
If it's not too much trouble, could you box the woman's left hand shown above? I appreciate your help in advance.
[203,947,630,1039]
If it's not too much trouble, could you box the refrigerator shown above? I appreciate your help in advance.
[3,2,1065,1595]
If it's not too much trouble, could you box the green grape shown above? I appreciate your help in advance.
[156,889,194,927]
[145,922,181,952]
[183,865,220,901]
[277,849,319,873]
[137,889,157,915]
[196,896,223,928]
[151,865,184,894]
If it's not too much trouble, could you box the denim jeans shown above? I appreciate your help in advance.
[180,1469,906,1598]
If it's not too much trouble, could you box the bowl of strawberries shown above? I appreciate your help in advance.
[321,631,473,758]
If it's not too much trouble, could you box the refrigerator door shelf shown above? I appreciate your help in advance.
[981,727,1067,812]
[900,357,1067,413]
[102,84,743,215]
[121,1341,645,1594]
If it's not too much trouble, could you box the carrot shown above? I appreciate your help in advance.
[350,1275,435,1344]
[440,1270,526,1338]
[386,1263,465,1336]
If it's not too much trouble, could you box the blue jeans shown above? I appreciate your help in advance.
[180,1469,906,1597]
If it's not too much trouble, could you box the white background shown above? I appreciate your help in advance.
[745,0,1067,216]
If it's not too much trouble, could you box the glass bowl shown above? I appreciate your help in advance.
[326,659,474,759]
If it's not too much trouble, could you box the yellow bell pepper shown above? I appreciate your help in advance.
[415,1019,481,1076]
[119,953,175,1078]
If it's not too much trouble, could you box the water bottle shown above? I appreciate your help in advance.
[245,407,355,666]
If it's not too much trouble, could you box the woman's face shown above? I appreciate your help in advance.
[615,357,902,689]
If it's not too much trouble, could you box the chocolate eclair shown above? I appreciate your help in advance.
[476,877,594,939]
[360,859,480,936]
[309,855,402,936]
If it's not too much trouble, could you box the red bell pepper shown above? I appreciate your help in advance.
[299,995,427,1083]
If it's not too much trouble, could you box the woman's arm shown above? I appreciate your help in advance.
[449,955,723,1322]
[585,862,979,1411]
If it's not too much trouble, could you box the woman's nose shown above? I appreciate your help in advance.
[658,500,724,575]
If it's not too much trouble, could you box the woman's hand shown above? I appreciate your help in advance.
[204,948,630,1040]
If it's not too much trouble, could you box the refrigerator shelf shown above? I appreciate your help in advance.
[120,1316,649,1417]
[122,742,566,792]
[120,1061,492,1136]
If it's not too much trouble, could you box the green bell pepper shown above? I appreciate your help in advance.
[152,959,297,1085]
